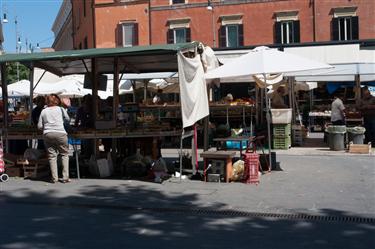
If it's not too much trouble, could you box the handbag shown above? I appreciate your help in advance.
[60,107,74,133]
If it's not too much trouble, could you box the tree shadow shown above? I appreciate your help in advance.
[0,182,374,249]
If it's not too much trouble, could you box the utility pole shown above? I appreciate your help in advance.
[15,16,20,81]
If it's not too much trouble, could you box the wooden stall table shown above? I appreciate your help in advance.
[200,151,236,183]
[213,135,270,172]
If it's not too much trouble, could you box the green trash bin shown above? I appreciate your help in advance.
[326,126,346,151]
[347,127,366,144]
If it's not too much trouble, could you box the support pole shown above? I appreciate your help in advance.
[112,57,120,158]
[91,58,98,156]
[28,63,34,124]
[264,74,272,172]
[1,64,9,152]
[355,74,361,106]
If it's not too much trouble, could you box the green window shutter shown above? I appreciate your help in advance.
[293,20,300,43]
[332,18,339,41]
[275,22,282,44]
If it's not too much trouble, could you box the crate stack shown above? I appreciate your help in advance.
[272,123,291,149]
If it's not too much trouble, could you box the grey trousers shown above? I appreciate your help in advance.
[44,132,69,181]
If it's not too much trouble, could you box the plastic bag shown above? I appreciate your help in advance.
[89,153,113,178]
[231,160,244,181]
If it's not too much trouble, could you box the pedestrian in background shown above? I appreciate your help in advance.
[37,94,70,183]
[32,96,46,150]
[331,93,346,125]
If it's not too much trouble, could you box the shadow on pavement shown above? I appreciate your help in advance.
[0,183,374,249]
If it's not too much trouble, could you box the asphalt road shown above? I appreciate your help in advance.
[0,154,374,249]
[1,201,374,249]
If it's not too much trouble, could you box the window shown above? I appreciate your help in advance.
[167,28,191,44]
[332,16,358,41]
[275,20,300,44]
[171,0,185,4]
[274,11,300,44]
[116,23,139,47]
[167,18,191,44]
[219,24,243,48]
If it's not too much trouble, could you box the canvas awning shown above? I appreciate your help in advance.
[0,42,199,75]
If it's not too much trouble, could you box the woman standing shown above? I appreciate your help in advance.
[37,94,70,183]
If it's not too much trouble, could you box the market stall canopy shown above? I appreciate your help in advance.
[7,80,30,97]
[4,78,112,99]
[0,42,200,76]
[205,46,333,80]
[286,63,375,82]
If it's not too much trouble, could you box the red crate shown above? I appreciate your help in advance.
[243,152,260,184]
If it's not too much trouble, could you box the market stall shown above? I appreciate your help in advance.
[0,42,211,180]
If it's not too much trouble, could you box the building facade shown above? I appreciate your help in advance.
[52,0,74,51]
[53,0,375,51]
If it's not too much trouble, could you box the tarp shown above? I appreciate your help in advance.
[326,81,375,94]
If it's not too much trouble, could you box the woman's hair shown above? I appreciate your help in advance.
[46,94,61,107]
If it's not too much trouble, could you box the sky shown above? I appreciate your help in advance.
[1,0,63,53]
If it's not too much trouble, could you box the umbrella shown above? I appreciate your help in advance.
[205,46,332,171]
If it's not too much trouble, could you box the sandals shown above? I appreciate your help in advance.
[60,179,71,183]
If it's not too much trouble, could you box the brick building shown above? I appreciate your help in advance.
[53,0,375,51]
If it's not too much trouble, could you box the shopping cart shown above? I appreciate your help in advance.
[0,136,9,182]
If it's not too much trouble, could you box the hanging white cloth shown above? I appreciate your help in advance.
[202,46,220,87]
[178,51,209,128]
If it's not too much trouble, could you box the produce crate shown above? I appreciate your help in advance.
[272,135,291,149]
[273,124,291,136]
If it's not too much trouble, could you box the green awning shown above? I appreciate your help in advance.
[0,42,199,76]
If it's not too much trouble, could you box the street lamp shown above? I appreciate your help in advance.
[207,0,216,47]
[2,13,7,23]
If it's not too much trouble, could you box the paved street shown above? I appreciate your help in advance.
[0,154,374,249]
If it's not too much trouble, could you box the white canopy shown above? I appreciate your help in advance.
[4,78,112,99]
[205,46,333,80]
[286,63,375,82]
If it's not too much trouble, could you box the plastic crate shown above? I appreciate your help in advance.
[273,124,291,136]
[272,135,291,149]
[226,140,248,150]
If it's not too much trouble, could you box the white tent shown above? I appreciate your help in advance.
[7,80,31,97]
[4,78,112,99]
[205,46,332,170]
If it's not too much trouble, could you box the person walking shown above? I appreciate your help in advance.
[37,94,70,183]
[331,93,346,125]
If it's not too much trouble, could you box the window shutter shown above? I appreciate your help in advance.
[351,16,359,40]
[293,20,300,43]
[238,24,244,46]
[167,29,174,44]
[331,18,339,41]
[116,24,123,47]
[186,28,191,42]
[132,23,139,46]
[219,26,226,47]
[275,22,282,44]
